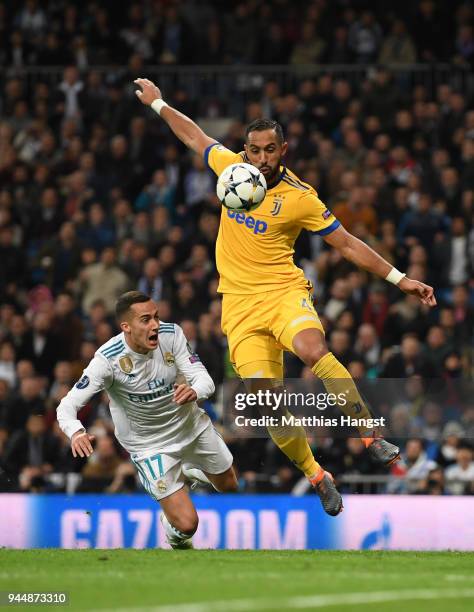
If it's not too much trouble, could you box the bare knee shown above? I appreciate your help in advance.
[220,472,239,492]
[171,510,199,536]
[293,334,328,367]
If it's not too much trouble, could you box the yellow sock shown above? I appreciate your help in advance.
[267,418,321,479]
[312,352,374,441]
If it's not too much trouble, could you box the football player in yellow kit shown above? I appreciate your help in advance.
[134,78,436,515]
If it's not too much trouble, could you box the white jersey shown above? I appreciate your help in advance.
[57,322,215,456]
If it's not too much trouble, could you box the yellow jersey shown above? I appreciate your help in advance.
[205,143,340,294]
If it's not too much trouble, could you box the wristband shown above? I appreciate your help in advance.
[151,99,168,115]
[385,267,406,285]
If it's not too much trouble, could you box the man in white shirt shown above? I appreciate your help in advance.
[57,291,237,549]
[445,444,474,495]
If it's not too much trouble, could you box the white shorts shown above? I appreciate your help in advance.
[130,423,233,501]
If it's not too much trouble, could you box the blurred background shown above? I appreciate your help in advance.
[0,0,473,507]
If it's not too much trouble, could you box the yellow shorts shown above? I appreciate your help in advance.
[221,285,325,378]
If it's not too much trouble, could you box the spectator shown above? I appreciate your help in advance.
[2,413,60,490]
[290,23,326,66]
[88,8,117,65]
[56,66,84,121]
[417,467,446,495]
[37,32,67,66]
[135,169,176,215]
[81,247,129,315]
[0,378,11,428]
[432,217,470,289]
[390,438,438,493]
[435,421,465,468]
[173,281,204,322]
[105,462,139,494]
[137,258,163,303]
[131,212,154,248]
[49,421,84,477]
[260,23,290,65]
[0,341,16,388]
[223,3,257,64]
[39,222,83,292]
[0,225,25,292]
[53,292,84,361]
[413,0,443,61]
[382,295,431,347]
[340,438,380,493]
[417,402,443,443]
[378,20,417,65]
[104,135,132,195]
[79,203,115,252]
[354,323,381,372]
[128,117,156,188]
[324,278,352,323]
[382,334,437,378]
[445,443,474,494]
[362,285,389,338]
[329,329,361,366]
[112,199,134,242]
[425,325,452,371]
[79,434,125,492]
[333,185,377,235]
[454,24,474,68]
[388,403,412,446]
[363,68,399,128]
[183,154,215,214]
[15,360,36,386]
[348,11,382,63]
[196,313,224,386]
[48,361,73,406]
[82,299,111,340]
[120,4,152,62]
[451,284,473,339]
[158,4,194,64]
[19,311,58,379]
[27,187,64,244]
[17,0,46,41]
[4,375,45,433]
[325,27,351,64]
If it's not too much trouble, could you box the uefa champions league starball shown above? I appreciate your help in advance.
[216,162,267,212]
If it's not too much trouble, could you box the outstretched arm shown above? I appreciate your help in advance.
[324,226,437,307]
[134,78,216,156]
[56,355,112,456]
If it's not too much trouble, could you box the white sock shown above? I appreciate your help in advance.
[160,513,190,543]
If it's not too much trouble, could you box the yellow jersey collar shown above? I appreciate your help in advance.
[267,166,286,191]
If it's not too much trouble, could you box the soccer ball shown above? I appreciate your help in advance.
[216,163,267,212]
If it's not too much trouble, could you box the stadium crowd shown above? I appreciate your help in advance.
[1,0,474,68]
[0,0,473,496]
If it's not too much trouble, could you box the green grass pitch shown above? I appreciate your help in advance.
[1,550,473,611]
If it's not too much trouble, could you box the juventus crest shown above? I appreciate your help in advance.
[271,195,283,216]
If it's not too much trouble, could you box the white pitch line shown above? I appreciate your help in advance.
[445,574,474,581]
[94,588,474,612]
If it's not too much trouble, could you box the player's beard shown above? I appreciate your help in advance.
[261,159,282,188]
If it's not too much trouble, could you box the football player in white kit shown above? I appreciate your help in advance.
[57,291,237,549]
